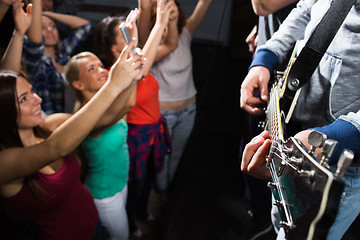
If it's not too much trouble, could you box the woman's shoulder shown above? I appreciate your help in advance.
[41,113,72,132]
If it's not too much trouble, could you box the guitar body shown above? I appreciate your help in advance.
[268,138,345,240]
[265,44,346,240]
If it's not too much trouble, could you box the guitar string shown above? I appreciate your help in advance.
[267,71,295,227]
[269,144,300,172]
[268,159,294,226]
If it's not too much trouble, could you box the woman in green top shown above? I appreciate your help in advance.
[65,47,139,240]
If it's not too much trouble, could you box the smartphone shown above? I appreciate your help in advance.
[119,22,135,55]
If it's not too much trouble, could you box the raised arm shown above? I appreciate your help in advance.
[137,0,153,47]
[0,43,143,185]
[90,80,137,137]
[1,0,32,71]
[142,0,178,74]
[26,0,42,43]
[251,0,298,16]
[43,81,137,137]
[154,0,179,63]
[42,10,89,29]
[185,0,212,36]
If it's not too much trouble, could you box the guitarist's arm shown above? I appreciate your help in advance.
[241,0,314,115]
[297,113,360,165]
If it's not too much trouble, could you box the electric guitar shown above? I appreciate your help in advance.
[264,47,354,240]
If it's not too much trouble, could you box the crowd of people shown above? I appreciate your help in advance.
[0,0,212,239]
[0,0,360,239]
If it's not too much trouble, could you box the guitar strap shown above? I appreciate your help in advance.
[284,0,356,97]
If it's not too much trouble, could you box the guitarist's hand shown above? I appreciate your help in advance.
[240,66,271,115]
[241,131,272,180]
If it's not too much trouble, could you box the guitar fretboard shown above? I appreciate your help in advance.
[267,83,284,143]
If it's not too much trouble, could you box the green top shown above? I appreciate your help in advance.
[83,120,129,199]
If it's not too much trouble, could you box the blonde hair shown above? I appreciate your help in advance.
[64,51,98,112]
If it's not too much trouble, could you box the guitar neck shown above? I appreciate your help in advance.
[267,82,285,143]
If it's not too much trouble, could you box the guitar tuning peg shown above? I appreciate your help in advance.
[320,139,338,166]
[308,130,327,154]
[335,149,354,177]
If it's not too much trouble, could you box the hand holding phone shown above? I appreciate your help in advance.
[119,22,136,56]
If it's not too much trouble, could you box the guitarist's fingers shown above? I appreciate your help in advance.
[242,96,266,115]
[241,132,271,179]
[240,80,257,109]
[240,66,270,113]
[256,67,271,102]
[260,130,270,139]
[258,79,269,102]
[247,139,272,180]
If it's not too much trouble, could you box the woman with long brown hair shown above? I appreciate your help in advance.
[0,39,143,239]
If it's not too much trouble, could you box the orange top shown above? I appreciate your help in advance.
[127,73,161,124]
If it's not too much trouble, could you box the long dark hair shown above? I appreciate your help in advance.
[0,71,45,199]
[0,71,23,149]
[93,16,125,69]
[0,71,37,237]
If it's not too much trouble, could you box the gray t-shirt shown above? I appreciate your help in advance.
[151,28,197,102]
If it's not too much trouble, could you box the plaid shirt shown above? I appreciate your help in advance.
[22,23,91,115]
[127,116,172,181]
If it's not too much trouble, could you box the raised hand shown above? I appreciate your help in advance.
[12,0,32,35]
[125,8,140,48]
[167,0,179,22]
[109,40,145,89]
[157,0,178,26]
